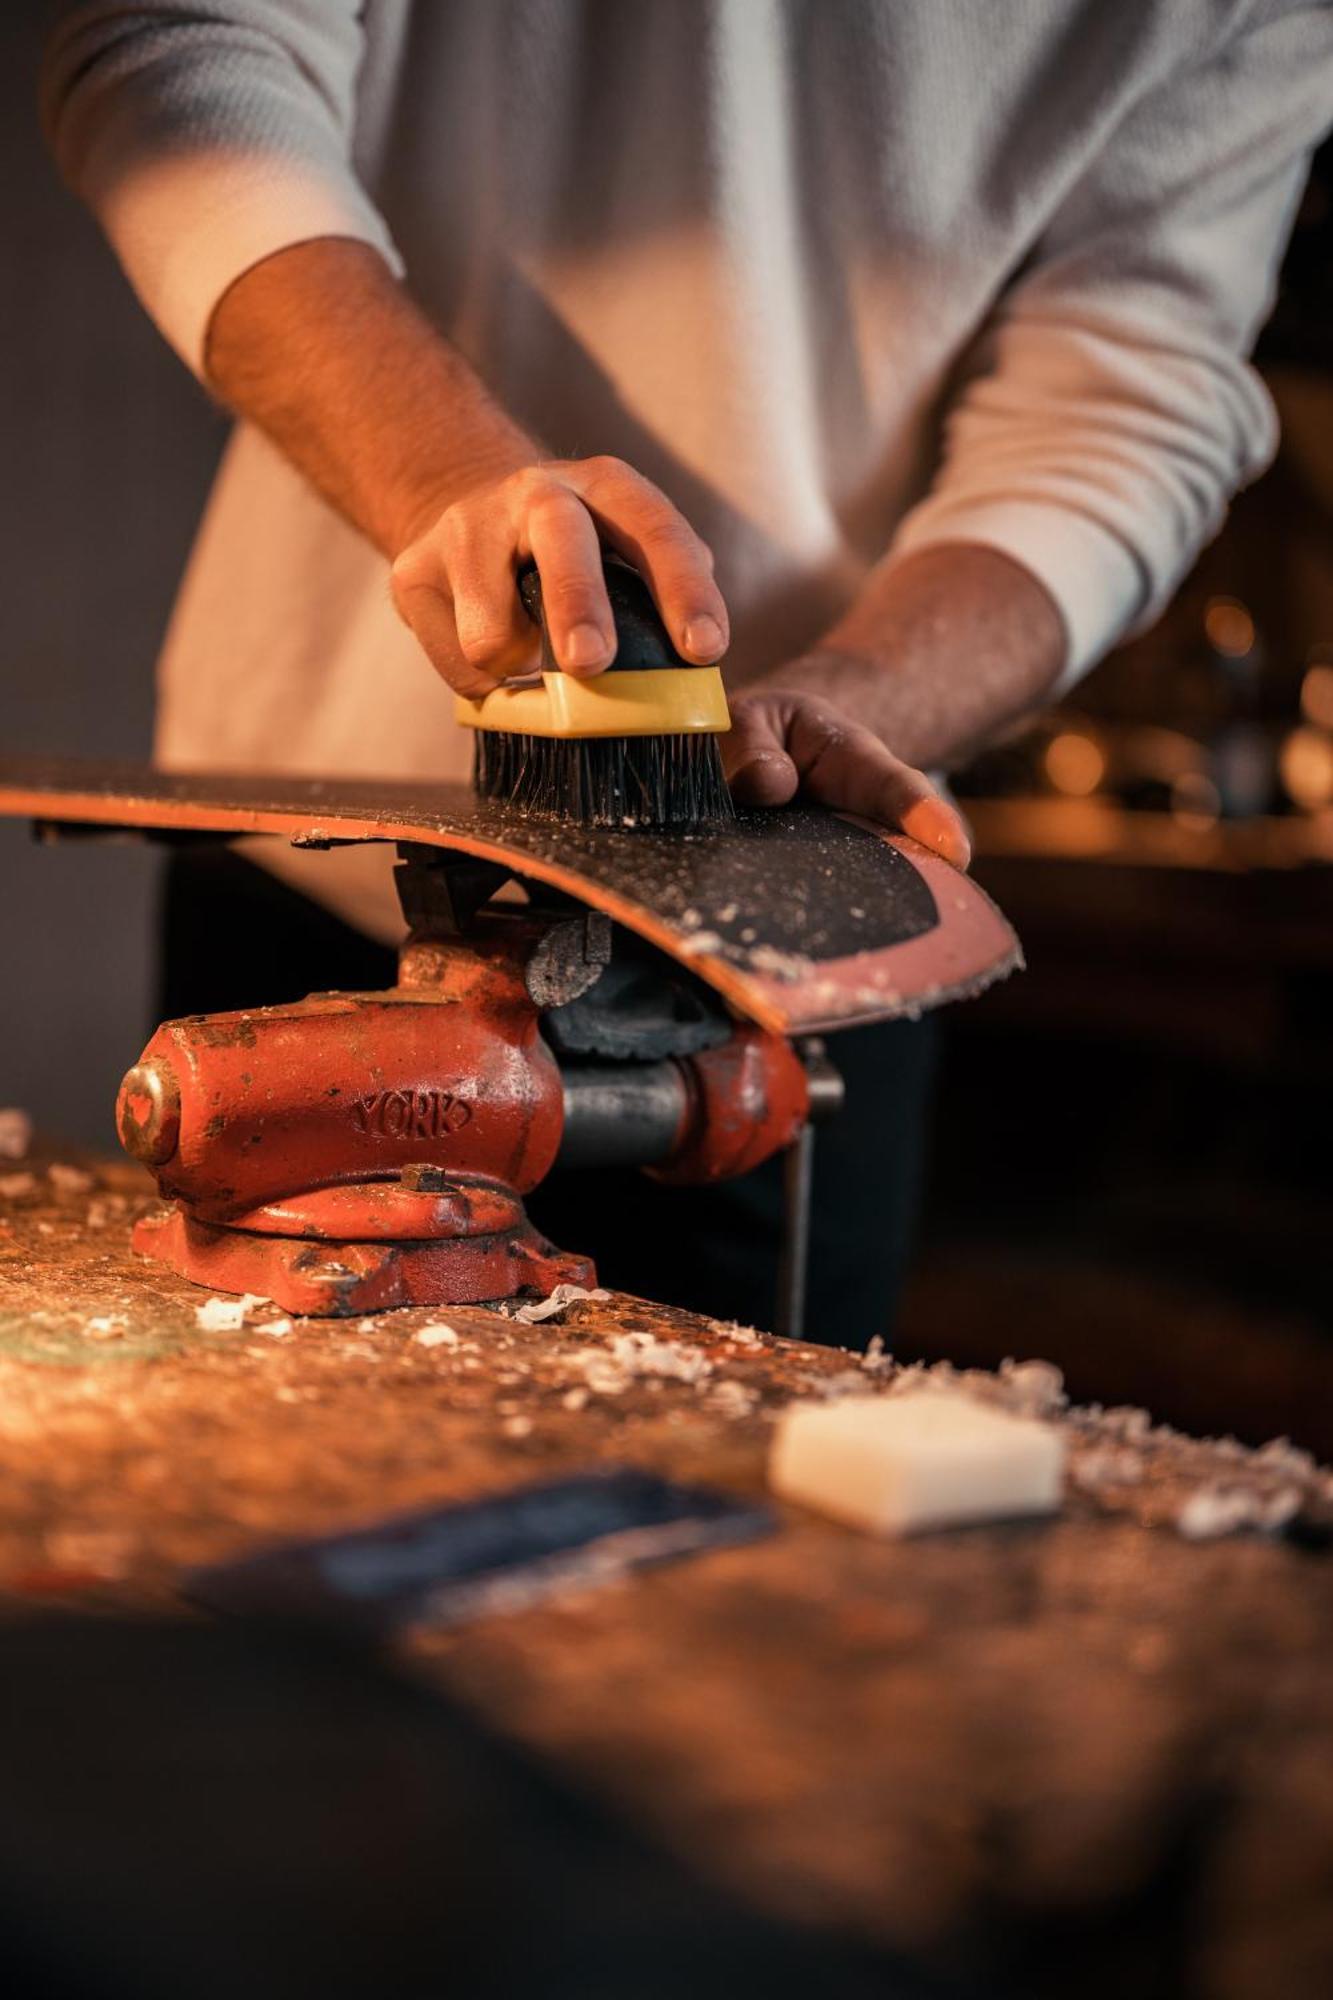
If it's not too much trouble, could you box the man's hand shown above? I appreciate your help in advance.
[721,544,1067,863]
[389,457,727,697]
[205,243,726,699]
[723,687,971,869]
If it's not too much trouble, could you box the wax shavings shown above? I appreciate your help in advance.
[510,1284,611,1324]
[708,1318,764,1347]
[1176,1484,1303,1541]
[861,1334,892,1376]
[745,943,811,982]
[415,1323,461,1348]
[610,1331,712,1384]
[194,1293,270,1333]
[84,1314,129,1339]
[995,1358,1068,1420]
[708,1379,760,1420]
[1253,1436,1317,1481]
[567,1350,633,1395]
[1070,1447,1145,1492]
[561,1330,714,1397]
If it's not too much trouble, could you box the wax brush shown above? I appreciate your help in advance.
[456,553,734,829]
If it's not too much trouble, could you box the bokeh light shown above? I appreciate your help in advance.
[1203,597,1256,657]
[1170,770,1221,830]
[1044,731,1106,797]
[1299,658,1333,729]
[1279,726,1333,810]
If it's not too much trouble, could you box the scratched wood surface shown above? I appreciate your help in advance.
[2,1153,1331,1998]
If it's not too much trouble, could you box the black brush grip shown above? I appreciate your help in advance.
[517,554,684,673]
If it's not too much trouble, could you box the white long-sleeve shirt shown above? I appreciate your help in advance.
[41,1,1333,800]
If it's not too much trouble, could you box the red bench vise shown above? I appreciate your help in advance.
[115,845,838,1318]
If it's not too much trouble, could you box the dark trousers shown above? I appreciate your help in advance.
[160,849,935,1349]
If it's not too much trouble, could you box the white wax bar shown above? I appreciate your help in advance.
[769,1389,1066,1535]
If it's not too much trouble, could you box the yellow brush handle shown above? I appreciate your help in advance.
[455,667,731,741]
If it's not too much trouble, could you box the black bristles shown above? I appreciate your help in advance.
[473,730,734,830]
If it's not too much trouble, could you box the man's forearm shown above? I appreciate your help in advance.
[769,544,1067,770]
[204,237,534,555]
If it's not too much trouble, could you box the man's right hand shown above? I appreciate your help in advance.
[204,243,727,700]
[389,456,729,697]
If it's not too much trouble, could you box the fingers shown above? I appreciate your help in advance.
[389,541,500,697]
[727,691,972,868]
[523,484,616,675]
[572,458,729,663]
[441,513,535,680]
[392,455,729,694]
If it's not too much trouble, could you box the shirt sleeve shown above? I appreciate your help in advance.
[40,1,404,377]
[889,2,1333,691]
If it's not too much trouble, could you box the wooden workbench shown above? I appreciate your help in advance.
[2,1152,1331,1998]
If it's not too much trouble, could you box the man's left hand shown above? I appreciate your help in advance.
[722,687,971,869]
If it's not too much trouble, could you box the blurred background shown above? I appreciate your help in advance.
[3,15,1330,1445]
[0,10,226,1148]
[898,147,1333,1450]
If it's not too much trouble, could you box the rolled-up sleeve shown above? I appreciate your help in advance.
[40,1,403,376]
[890,2,1333,690]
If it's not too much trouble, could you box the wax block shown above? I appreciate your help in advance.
[769,1389,1066,1534]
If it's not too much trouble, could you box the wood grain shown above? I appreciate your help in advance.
[1,1153,1330,1994]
